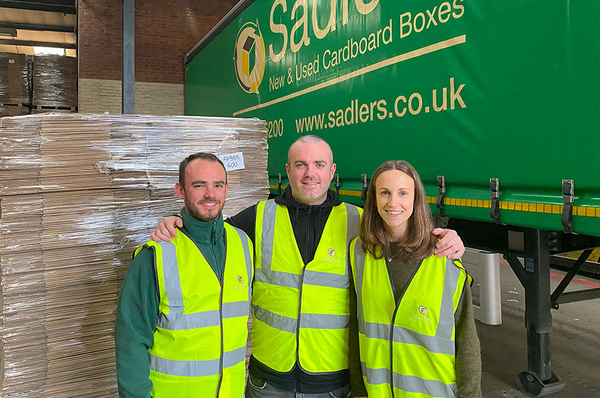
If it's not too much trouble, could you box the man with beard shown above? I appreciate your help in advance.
[151,136,465,397]
[115,153,254,398]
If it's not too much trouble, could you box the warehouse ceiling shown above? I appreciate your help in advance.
[0,0,76,57]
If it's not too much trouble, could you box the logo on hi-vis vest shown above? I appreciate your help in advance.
[322,248,341,263]
[411,305,433,323]
[234,21,265,94]
[234,275,247,290]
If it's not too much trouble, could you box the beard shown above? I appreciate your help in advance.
[184,197,224,222]
[291,181,328,205]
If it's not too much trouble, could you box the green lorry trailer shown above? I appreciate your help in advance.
[184,0,600,395]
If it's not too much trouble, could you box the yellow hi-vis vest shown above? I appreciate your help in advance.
[350,237,470,398]
[251,199,362,373]
[139,223,253,398]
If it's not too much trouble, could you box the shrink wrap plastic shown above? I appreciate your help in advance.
[0,105,29,118]
[31,55,77,108]
[0,113,268,396]
[0,53,31,106]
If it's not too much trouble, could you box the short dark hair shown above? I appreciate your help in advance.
[287,135,333,164]
[179,152,227,186]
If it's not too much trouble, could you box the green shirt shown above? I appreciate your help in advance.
[114,209,226,398]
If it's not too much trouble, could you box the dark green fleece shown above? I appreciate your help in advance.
[114,209,226,398]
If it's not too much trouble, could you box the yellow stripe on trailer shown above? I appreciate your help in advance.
[266,190,599,218]
[338,189,362,197]
[424,196,600,218]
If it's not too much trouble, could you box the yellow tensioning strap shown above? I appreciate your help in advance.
[269,186,599,218]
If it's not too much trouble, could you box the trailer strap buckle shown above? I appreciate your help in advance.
[490,178,501,224]
[277,173,282,195]
[361,174,368,202]
[436,175,446,217]
[561,179,574,234]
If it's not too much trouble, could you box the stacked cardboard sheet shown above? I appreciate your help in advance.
[0,53,31,106]
[0,53,31,118]
[0,113,268,396]
[31,108,75,115]
[32,55,77,109]
[0,105,29,117]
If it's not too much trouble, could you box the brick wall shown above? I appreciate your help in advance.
[78,0,238,114]
[78,79,184,115]
[78,0,122,82]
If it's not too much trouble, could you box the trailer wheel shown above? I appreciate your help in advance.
[514,371,565,397]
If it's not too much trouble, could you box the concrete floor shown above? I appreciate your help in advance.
[477,260,600,397]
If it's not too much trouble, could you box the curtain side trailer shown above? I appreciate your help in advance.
[184,1,600,395]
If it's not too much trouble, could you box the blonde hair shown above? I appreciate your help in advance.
[359,160,436,261]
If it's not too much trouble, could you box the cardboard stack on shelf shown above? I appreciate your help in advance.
[0,113,268,396]
[0,53,31,117]
[31,55,77,113]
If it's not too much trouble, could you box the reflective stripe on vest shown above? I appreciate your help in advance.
[360,366,457,397]
[143,223,253,397]
[148,345,247,377]
[351,237,467,398]
[252,199,361,373]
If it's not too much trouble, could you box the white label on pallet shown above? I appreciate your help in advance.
[218,152,245,171]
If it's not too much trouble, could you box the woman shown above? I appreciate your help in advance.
[348,160,481,398]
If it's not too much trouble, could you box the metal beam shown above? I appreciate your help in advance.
[0,27,17,37]
[550,255,600,280]
[21,0,74,4]
[4,0,75,4]
[0,21,75,33]
[555,289,600,305]
[0,1,76,14]
[551,249,594,308]
[186,0,255,64]
[122,0,135,114]
[0,38,75,49]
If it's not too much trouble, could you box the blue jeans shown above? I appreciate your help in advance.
[245,374,353,398]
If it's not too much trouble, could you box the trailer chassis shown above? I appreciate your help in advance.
[449,219,600,396]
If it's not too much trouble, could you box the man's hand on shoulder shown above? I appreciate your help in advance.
[150,216,182,242]
[432,228,465,260]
